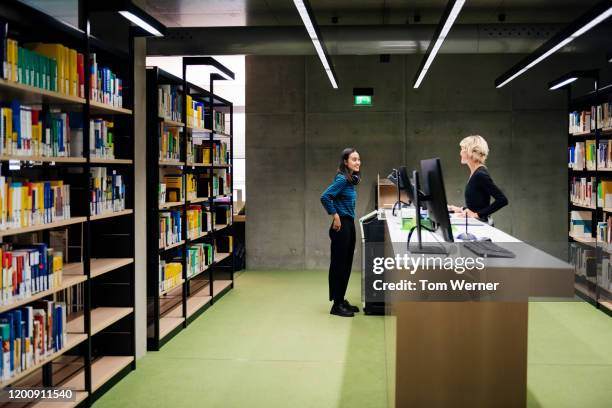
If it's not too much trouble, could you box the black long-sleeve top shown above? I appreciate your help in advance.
[464,166,508,219]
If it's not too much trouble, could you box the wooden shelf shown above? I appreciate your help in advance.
[598,168,612,172]
[63,356,134,393]
[90,157,133,165]
[160,280,185,296]
[159,316,184,339]
[187,265,210,280]
[0,332,87,388]
[0,78,86,105]
[0,272,86,314]
[574,281,592,299]
[90,209,133,221]
[569,233,596,244]
[186,161,210,167]
[571,131,595,136]
[161,240,185,251]
[598,300,612,312]
[186,293,212,318]
[159,201,185,209]
[0,216,86,238]
[68,307,133,335]
[215,253,231,264]
[570,202,596,210]
[0,155,86,163]
[214,130,231,137]
[160,118,185,127]
[188,230,210,240]
[213,280,233,297]
[188,197,209,204]
[215,224,232,232]
[603,208,612,213]
[90,258,134,278]
[89,100,133,115]
[189,126,212,133]
[159,159,185,166]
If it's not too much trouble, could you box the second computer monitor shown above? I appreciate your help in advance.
[420,158,454,243]
[398,166,416,205]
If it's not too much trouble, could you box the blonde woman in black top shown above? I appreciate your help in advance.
[449,135,508,222]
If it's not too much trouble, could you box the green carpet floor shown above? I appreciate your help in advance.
[93,270,612,408]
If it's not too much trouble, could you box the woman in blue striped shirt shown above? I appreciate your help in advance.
[320,148,361,317]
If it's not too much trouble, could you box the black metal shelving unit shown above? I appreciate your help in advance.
[566,76,612,314]
[0,1,136,406]
[146,62,235,351]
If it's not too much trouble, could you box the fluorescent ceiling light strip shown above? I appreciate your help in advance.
[497,6,612,88]
[293,0,338,88]
[413,0,465,88]
[119,11,163,37]
[549,77,578,90]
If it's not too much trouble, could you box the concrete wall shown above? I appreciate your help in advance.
[246,53,602,270]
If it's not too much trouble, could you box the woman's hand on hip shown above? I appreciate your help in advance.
[332,214,341,231]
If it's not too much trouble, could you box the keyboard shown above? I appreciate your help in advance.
[463,241,515,258]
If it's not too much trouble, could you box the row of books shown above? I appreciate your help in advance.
[89,119,115,159]
[569,102,612,134]
[186,205,212,239]
[568,141,595,170]
[159,125,181,161]
[190,140,229,166]
[89,168,126,217]
[213,111,226,134]
[569,243,594,280]
[0,243,62,306]
[0,301,67,381]
[89,53,123,108]
[599,255,612,292]
[186,243,213,279]
[158,85,182,122]
[186,95,205,129]
[0,103,73,158]
[159,260,182,294]
[160,210,181,249]
[0,178,70,230]
[2,35,85,98]
[570,210,592,238]
[570,177,596,208]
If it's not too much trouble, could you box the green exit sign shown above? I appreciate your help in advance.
[354,95,372,106]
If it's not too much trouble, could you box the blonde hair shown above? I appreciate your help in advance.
[460,135,489,164]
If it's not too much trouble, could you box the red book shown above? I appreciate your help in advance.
[77,53,84,99]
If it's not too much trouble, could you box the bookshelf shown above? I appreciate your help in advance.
[0,0,136,405]
[566,78,612,313]
[146,65,235,351]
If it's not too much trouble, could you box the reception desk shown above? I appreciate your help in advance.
[381,210,572,408]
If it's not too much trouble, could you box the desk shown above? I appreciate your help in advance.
[382,210,572,408]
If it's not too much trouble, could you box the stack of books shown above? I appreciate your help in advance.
[159,124,181,161]
[159,210,181,248]
[89,168,126,217]
[89,118,114,159]
[158,260,182,294]
[570,177,596,208]
[158,85,182,122]
[186,243,213,278]
[186,95,205,129]
[89,53,123,108]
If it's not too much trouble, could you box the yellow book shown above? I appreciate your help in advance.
[29,44,65,94]
[9,39,17,82]
[69,48,77,97]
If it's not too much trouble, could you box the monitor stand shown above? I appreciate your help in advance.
[408,242,448,254]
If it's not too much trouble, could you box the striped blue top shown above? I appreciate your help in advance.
[320,173,356,218]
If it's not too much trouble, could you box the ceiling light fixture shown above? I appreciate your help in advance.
[412,0,466,89]
[495,0,612,88]
[293,0,338,89]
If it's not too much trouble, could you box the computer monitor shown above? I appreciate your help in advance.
[398,166,416,205]
[420,158,454,243]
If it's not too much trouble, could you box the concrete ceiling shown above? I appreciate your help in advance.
[138,0,603,27]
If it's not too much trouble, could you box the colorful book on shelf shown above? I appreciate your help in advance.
[89,168,126,216]
[186,243,213,278]
[0,178,71,230]
[159,260,182,293]
[187,97,205,129]
[598,181,612,209]
[569,142,585,170]
[186,174,196,201]
[163,175,184,203]
[159,210,181,248]
[585,140,596,170]
[89,118,114,159]
[213,111,226,133]
[0,243,63,305]
[159,124,181,161]
[569,109,595,134]
[187,205,210,239]
[0,301,66,381]
[25,43,84,97]
[570,210,592,237]
[158,85,182,122]
[89,53,123,108]
[570,177,596,208]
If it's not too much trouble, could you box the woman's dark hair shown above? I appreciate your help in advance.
[337,147,360,185]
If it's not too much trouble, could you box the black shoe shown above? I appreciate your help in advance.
[343,299,359,313]
[330,302,354,317]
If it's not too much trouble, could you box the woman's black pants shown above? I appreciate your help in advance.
[328,216,356,303]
